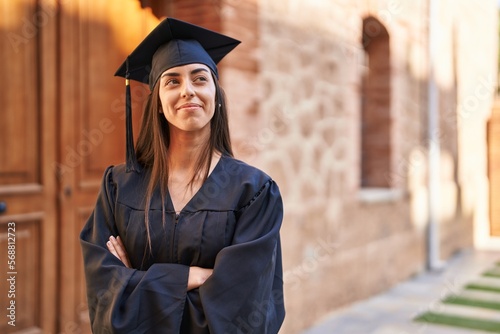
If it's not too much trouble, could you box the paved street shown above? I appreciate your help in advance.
[302,250,500,334]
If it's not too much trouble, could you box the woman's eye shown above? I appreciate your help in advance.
[194,76,208,83]
[165,79,179,86]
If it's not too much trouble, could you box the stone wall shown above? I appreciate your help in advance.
[219,0,498,332]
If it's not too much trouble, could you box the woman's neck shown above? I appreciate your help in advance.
[168,132,208,170]
[168,122,221,175]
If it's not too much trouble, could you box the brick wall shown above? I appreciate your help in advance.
[216,0,498,333]
[165,0,222,31]
[247,2,424,331]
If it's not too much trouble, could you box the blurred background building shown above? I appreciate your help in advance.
[0,0,498,333]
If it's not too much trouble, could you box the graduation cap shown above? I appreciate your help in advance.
[114,18,241,172]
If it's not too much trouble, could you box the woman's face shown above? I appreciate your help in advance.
[158,63,216,135]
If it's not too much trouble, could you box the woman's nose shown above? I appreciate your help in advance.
[181,81,195,97]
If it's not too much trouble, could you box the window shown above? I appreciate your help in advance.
[360,16,392,188]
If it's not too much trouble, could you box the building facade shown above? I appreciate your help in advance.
[223,0,499,331]
[0,0,498,333]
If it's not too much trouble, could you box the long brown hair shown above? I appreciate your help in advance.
[135,71,233,255]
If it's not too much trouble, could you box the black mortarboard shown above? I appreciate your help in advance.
[114,18,240,172]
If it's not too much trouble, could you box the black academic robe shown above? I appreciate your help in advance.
[80,155,285,333]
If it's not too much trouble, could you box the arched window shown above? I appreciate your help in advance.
[360,16,391,188]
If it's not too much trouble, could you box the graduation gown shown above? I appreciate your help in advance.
[80,155,285,333]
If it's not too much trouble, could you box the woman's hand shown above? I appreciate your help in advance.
[107,236,132,268]
[188,267,213,291]
[107,235,211,289]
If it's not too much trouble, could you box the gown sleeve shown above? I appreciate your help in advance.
[199,179,285,334]
[80,166,190,334]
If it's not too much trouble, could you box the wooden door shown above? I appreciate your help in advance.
[0,0,58,333]
[57,1,159,331]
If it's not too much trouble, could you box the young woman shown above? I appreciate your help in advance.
[80,17,285,333]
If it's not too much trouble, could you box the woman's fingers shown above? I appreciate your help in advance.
[116,236,132,268]
[187,267,214,290]
[116,235,126,249]
[107,239,119,258]
[106,236,132,268]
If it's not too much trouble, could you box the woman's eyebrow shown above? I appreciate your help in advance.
[161,72,180,78]
[161,68,209,78]
[190,68,209,75]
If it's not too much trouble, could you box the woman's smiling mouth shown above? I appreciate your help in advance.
[178,103,202,111]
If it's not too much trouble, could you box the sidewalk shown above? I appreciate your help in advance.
[302,249,500,334]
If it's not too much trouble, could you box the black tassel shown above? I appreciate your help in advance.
[125,58,141,173]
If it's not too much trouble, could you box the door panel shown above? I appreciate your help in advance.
[0,0,39,187]
[0,219,40,331]
[0,0,58,333]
